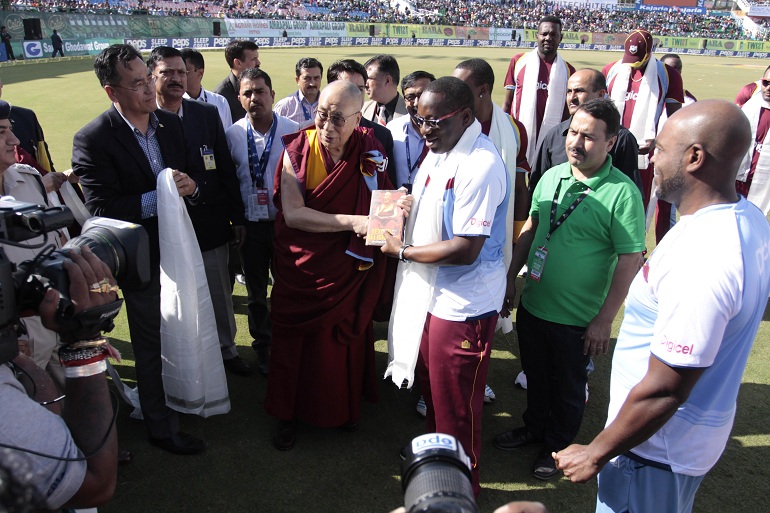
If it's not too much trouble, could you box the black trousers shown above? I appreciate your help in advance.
[123,266,179,439]
[240,220,274,349]
[517,305,590,452]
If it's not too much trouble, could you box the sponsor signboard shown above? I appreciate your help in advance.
[22,40,44,59]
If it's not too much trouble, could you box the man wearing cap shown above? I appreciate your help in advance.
[604,29,684,243]
[502,15,575,165]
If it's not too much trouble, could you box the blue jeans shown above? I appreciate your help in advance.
[596,454,705,513]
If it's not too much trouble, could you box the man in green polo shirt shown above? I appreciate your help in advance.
[494,97,645,481]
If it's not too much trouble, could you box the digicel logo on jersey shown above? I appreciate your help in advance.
[470,218,492,227]
[536,81,548,90]
[660,338,693,355]
[625,91,639,102]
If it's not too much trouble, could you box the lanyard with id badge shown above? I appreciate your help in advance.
[530,179,590,282]
[403,127,427,194]
[246,114,277,220]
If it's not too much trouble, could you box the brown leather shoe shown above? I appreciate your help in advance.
[273,420,296,451]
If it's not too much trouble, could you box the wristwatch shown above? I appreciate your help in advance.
[398,244,413,263]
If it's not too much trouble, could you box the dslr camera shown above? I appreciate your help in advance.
[0,198,150,364]
[401,433,478,513]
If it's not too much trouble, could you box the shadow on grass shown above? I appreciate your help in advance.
[100,306,767,513]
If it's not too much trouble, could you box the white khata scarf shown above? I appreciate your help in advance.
[487,104,518,334]
[609,58,661,169]
[516,49,569,164]
[739,93,770,214]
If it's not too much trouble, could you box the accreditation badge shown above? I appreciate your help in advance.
[201,146,216,170]
[248,187,270,220]
[529,245,548,282]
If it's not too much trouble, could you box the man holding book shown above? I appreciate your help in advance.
[382,76,510,497]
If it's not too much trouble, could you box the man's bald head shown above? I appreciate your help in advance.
[316,79,364,154]
[319,79,364,111]
[666,100,750,174]
[652,100,748,212]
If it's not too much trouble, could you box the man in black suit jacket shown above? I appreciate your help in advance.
[148,46,251,376]
[72,44,205,455]
[214,40,260,123]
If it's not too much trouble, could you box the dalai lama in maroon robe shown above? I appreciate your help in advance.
[265,80,395,450]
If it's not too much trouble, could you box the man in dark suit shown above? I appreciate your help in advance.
[72,44,205,455]
[327,59,397,186]
[148,46,251,376]
[214,40,260,123]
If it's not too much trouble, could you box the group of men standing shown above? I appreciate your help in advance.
[6,21,769,511]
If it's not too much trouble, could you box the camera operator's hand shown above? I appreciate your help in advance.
[494,501,549,513]
[37,245,119,508]
[38,246,118,332]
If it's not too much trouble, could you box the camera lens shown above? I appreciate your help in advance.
[401,433,478,513]
[64,217,151,290]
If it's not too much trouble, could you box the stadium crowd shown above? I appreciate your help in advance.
[4,0,756,39]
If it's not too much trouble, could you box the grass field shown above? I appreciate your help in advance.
[2,47,769,512]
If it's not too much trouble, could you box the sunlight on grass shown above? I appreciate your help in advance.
[730,435,770,448]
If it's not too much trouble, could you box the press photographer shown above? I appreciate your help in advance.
[0,98,79,382]
[0,245,120,511]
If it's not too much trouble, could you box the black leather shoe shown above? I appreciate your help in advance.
[273,420,296,451]
[254,345,270,376]
[533,450,559,480]
[494,427,544,451]
[223,355,253,376]
[149,432,206,455]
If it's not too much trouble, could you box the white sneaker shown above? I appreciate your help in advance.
[416,396,427,417]
[484,383,496,403]
[235,274,246,285]
[514,371,528,390]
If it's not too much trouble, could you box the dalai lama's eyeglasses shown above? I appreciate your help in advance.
[316,110,359,128]
[412,108,463,130]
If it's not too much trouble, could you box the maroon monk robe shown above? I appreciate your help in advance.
[265,126,393,428]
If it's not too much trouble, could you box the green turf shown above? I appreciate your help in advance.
[1,48,768,512]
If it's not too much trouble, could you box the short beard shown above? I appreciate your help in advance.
[657,167,685,203]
